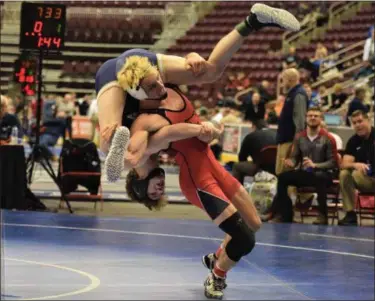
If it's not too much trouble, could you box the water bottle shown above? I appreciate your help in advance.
[303,154,313,172]
[10,127,18,145]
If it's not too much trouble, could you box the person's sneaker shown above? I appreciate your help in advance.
[338,212,358,226]
[202,253,217,271]
[204,272,227,300]
[105,126,130,183]
[248,3,300,32]
[313,214,328,225]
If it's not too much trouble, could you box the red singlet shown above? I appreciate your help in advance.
[155,87,241,215]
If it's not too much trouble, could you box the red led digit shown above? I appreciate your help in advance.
[26,75,35,83]
[43,37,52,47]
[18,75,26,83]
[37,37,43,47]
[34,21,43,33]
[53,37,61,48]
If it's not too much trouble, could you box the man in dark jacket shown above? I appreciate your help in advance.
[244,92,266,122]
[339,110,375,226]
[232,120,276,184]
[275,68,308,176]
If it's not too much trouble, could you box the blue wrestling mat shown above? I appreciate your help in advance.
[1,210,374,300]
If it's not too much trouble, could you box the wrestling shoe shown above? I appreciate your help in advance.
[202,254,228,290]
[248,3,300,32]
[105,126,130,183]
[202,253,217,271]
[204,272,227,300]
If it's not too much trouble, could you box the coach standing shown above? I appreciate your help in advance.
[275,68,308,175]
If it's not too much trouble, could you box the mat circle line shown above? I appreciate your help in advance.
[4,257,100,300]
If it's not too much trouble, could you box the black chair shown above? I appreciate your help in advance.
[58,139,103,210]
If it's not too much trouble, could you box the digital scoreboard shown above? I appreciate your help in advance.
[19,2,66,51]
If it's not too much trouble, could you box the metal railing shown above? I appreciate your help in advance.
[276,39,369,96]
[319,40,366,76]
[282,1,364,53]
[312,40,366,88]
[327,1,363,29]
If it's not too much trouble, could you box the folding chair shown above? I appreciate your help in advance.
[296,182,341,225]
[258,145,277,174]
[356,192,375,226]
[58,139,103,211]
[295,150,344,225]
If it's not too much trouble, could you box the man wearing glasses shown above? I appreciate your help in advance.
[269,107,339,225]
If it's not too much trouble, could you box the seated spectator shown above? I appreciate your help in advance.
[0,95,23,142]
[39,119,66,148]
[244,92,265,123]
[42,95,57,122]
[315,85,329,108]
[314,42,328,60]
[329,83,348,111]
[303,83,316,107]
[57,93,77,140]
[346,87,369,126]
[282,46,300,70]
[269,107,338,224]
[232,120,277,184]
[299,42,328,81]
[236,71,251,91]
[75,94,92,116]
[338,110,375,226]
[234,85,256,112]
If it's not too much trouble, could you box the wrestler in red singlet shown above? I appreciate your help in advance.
[153,86,241,218]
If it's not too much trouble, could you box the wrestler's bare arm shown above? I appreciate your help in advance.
[160,54,221,86]
[126,121,220,169]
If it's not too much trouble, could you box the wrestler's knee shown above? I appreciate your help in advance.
[234,186,262,232]
[219,212,256,262]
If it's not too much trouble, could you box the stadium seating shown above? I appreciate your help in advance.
[298,3,375,57]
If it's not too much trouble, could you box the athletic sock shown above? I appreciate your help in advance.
[215,244,223,259]
[235,18,252,37]
[213,263,227,279]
